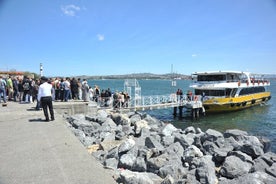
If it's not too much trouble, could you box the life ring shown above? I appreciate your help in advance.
[194,95,198,101]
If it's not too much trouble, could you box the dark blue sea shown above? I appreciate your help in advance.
[88,79,276,153]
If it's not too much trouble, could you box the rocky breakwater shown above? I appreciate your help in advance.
[66,110,276,184]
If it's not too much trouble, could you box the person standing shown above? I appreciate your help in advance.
[6,75,13,101]
[37,76,55,121]
[64,77,71,102]
[12,77,19,102]
[81,79,89,102]
[0,76,7,105]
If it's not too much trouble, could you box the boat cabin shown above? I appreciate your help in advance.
[190,71,270,98]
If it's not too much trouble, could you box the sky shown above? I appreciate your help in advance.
[0,0,276,77]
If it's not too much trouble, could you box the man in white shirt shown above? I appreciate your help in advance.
[37,76,54,121]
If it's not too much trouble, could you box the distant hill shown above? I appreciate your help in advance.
[76,73,191,80]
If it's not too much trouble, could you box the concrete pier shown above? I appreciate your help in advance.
[0,101,116,184]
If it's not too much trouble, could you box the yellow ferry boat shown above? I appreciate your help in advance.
[190,71,271,113]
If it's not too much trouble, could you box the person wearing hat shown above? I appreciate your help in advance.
[37,76,55,121]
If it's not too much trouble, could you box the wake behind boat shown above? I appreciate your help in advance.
[190,71,271,113]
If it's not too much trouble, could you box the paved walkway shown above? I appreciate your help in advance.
[0,101,116,184]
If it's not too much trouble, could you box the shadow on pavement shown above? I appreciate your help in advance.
[29,118,46,122]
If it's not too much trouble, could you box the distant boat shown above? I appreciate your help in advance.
[190,71,271,113]
[171,80,177,86]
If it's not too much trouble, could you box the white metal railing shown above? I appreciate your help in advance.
[93,94,204,110]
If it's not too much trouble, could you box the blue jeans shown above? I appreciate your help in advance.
[0,87,7,103]
[64,90,70,101]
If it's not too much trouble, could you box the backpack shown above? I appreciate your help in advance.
[60,82,65,90]
[23,82,30,90]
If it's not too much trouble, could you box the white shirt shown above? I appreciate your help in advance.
[37,82,53,101]
[64,80,70,90]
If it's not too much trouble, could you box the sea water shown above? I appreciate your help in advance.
[88,79,276,152]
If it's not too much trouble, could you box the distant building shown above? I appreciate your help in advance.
[0,71,25,79]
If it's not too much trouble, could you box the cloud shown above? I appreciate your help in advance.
[192,54,197,57]
[61,4,81,17]
[97,34,105,41]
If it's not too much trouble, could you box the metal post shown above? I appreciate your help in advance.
[40,63,43,77]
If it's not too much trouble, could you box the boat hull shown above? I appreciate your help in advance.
[203,92,271,113]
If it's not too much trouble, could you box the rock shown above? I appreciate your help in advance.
[102,132,116,142]
[220,155,253,179]
[195,127,203,134]
[92,150,107,164]
[184,126,196,134]
[142,114,160,125]
[145,136,165,153]
[87,145,100,155]
[202,129,223,142]
[237,135,264,159]
[266,162,276,178]
[119,170,163,184]
[122,125,134,136]
[103,118,117,129]
[258,136,271,153]
[228,151,253,164]
[104,158,118,170]
[219,171,276,184]
[140,127,151,138]
[72,128,85,138]
[67,114,86,124]
[111,113,130,126]
[147,153,170,172]
[260,152,276,166]
[135,120,151,135]
[119,153,137,169]
[252,156,270,172]
[184,169,201,184]
[183,145,203,163]
[223,129,248,141]
[82,136,97,147]
[161,135,175,147]
[100,140,123,152]
[66,110,275,184]
[85,109,108,124]
[159,165,187,179]
[130,114,142,125]
[132,157,147,172]
[174,132,194,149]
[161,175,174,184]
[138,148,155,160]
[195,155,218,184]
[165,142,184,160]
[118,138,136,154]
[85,115,97,122]
[161,123,178,137]
[106,146,119,159]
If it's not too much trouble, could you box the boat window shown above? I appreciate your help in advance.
[230,88,238,97]
[197,75,226,81]
[195,89,225,96]
[226,74,240,82]
[225,88,232,97]
[239,87,265,96]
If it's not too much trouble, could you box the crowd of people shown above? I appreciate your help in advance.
[0,75,131,109]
